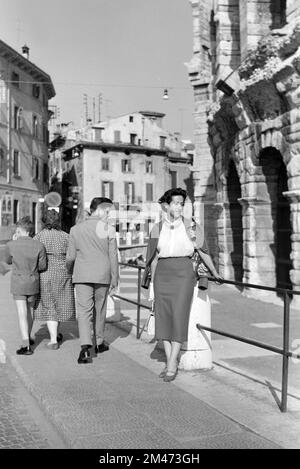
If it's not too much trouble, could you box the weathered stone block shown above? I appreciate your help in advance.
[288,175,300,191]
[256,256,276,270]
[255,228,275,241]
[287,156,300,178]
[290,269,300,285]
[285,129,300,143]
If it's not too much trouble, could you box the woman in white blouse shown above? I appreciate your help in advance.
[143,188,221,382]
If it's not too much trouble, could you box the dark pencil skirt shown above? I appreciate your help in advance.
[153,257,195,343]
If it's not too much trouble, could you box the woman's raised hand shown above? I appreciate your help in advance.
[212,272,223,285]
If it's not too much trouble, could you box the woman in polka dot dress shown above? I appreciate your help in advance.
[34,210,76,349]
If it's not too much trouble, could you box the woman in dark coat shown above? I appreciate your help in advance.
[34,210,75,349]
[143,188,221,382]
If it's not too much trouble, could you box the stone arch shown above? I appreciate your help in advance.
[259,146,292,290]
[225,159,243,282]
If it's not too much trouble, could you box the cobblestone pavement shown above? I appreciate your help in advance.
[0,361,65,449]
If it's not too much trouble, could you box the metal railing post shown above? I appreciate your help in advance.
[136,268,141,339]
[281,291,291,412]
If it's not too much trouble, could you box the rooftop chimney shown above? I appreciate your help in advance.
[22,44,29,60]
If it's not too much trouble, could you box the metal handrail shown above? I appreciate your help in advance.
[115,247,298,412]
[114,262,151,338]
[198,277,300,413]
[211,277,300,295]
[118,244,148,251]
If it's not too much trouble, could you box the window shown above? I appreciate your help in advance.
[32,157,39,180]
[124,182,134,204]
[130,133,137,145]
[13,200,19,224]
[0,148,5,173]
[42,124,48,144]
[145,160,153,174]
[43,163,48,183]
[11,72,19,88]
[32,202,37,233]
[13,150,20,176]
[32,84,40,99]
[1,194,12,226]
[271,0,286,28]
[121,159,132,173]
[14,106,23,130]
[114,130,121,143]
[146,183,153,202]
[14,106,18,129]
[94,128,103,141]
[129,116,134,123]
[102,181,114,200]
[32,115,38,138]
[160,136,166,149]
[170,170,177,188]
[102,158,109,171]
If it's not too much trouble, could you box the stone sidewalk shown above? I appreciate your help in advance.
[0,271,299,449]
[0,361,65,449]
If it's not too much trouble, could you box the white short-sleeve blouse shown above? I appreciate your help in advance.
[157,218,194,258]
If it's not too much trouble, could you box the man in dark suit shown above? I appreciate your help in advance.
[66,197,119,364]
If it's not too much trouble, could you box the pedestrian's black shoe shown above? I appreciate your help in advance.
[95,342,109,354]
[77,347,91,364]
[57,333,63,343]
[16,346,33,355]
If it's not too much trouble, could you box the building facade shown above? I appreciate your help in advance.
[187,0,300,304]
[50,112,194,237]
[0,41,55,240]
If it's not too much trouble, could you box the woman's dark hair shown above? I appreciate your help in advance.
[90,197,113,213]
[42,209,61,230]
[158,187,187,205]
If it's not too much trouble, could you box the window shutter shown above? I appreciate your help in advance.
[146,183,153,201]
[114,130,121,143]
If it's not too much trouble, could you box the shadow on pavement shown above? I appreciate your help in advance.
[150,341,165,364]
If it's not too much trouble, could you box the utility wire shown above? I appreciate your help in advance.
[1,80,190,90]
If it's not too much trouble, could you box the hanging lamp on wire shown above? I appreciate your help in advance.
[163,88,169,100]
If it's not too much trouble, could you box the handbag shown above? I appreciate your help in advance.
[145,302,155,335]
[141,264,151,289]
[191,249,209,290]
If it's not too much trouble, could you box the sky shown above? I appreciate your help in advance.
[0,0,195,139]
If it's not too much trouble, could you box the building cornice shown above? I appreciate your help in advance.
[62,141,169,160]
[0,39,56,99]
